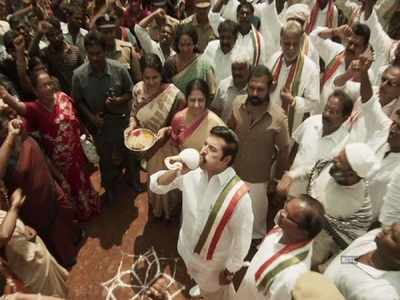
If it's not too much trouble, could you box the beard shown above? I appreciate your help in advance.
[247,95,266,106]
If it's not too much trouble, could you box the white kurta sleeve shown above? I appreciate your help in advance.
[294,60,320,114]
[379,165,400,225]
[361,10,394,68]
[225,192,254,273]
[335,0,359,21]
[309,27,345,65]
[149,170,183,195]
[360,95,392,139]
[134,24,158,55]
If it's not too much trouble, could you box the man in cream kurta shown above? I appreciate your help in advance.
[150,126,253,300]
[267,21,320,135]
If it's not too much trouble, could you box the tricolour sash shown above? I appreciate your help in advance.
[320,51,345,89]
[255,227,311,295]
[194,175,249,260]
[272,53,305,134]
[250,25,262,66]
[306,0,334,34]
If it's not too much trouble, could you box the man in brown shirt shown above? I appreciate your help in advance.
[228,65,290,240]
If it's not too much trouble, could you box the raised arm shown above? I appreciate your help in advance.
[0,86,26,116]
[0,188,25,248]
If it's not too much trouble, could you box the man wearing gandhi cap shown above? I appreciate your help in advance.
[305,142,378,270]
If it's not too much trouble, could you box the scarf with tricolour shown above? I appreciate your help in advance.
[320,50,345,89]
[271,53,305,135]
[306,0,334,34]
[250,25,262,66]
[255,227,312,296]
[193,175,249,260]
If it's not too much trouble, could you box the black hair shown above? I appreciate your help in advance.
[237,2,254,15]
[84,30,107,51]
[351,22,371,47]
[46,16,62,32]
[174,24,198,53]
[30,70,49,88]
[210,126,239,166]
[217,19,239,38]
[140,53,165,82]
[294,194,325,239]
[249,64,273,85]
[3,30,18,51]
[185,78,211,107]
[330,90,354,118]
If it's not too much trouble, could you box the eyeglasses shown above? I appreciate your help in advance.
[381,76,400,87]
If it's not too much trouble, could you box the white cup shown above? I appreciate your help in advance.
[165,148,200,170]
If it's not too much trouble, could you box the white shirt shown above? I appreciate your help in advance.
[356,95,400,219]
[267,51,320,133]
[325,229,400,300]
[211,75,247,122]
[202,40,233,85]
[313,2,339,30]
[361,10,399,77]
[292,115,352,170]
[208,10,267,66]
[380,165,400,225]
[235,228,312,300]
[134,24,175,64]
[150,167,254,292]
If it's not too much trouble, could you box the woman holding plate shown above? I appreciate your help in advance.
[127,54,185,219]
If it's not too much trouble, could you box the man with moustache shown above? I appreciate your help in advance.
[281,143,378,270]
[310,22,371,112]
[202,19,239,85]
[267,20,320,135]
[150,126,254,300]
[280,90,354,196]
[228,65,290,241]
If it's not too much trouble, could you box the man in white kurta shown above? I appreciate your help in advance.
[305,0,338,33]
[209,0,267,66]
[360,6,400,81]
[309,23,371,112]
[355,64,400,220]
[267,21,320,135]
[288,90,356,196]
[325,226,400,300]
[234,195,325,300]
[150,127,253,299]
[202,19,238,85]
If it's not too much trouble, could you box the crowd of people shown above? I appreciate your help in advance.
[0,0,399,299]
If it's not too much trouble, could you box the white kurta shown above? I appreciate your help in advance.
[235,227,312,300]
[360,95,400,219]
[325,229,400,300]
[134,24,175,64]
[208,10,267,66]
[202,40,233,85]
[267,51,320,133]
[289,115,355,195]
[360,10,399,79]
[380,164,400,225]
[150,167,254,293]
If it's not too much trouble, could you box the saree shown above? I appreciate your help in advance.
[24,92,100,221]
[149,109,225,218]
[0,210,68,297]
[6,137,81,267]
[165,55,217,97]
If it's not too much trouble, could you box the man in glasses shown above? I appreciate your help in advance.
[357,58,400,223]
[234,194,325,300]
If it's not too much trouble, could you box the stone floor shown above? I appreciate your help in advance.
[67,172,192,299]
